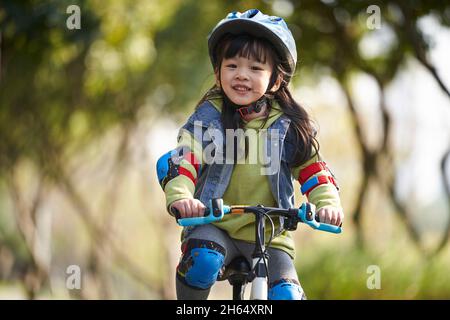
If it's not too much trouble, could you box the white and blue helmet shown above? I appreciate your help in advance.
[208,9,298,79]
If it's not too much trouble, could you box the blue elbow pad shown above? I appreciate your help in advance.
[156,150,173,188]
[156,148,201,190]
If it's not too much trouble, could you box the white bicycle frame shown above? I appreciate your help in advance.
[247,212,270,300]
[249,254,269,300]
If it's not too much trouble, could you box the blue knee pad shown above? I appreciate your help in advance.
[268,279,306,300]
[177,239,225,290]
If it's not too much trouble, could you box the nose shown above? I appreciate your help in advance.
[235,67,249,80]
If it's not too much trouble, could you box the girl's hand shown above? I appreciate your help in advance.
[316,206,344,226]
[170,198,207,219]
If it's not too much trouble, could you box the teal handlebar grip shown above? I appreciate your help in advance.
[178,215,219,226]
[177,199,230,226]
[298,203,342,234]
[316,222,342,234]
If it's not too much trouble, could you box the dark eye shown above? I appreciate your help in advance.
[251,66,263,71]
[226,64,237,68]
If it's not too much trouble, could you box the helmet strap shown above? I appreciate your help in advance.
[236,98,266,118]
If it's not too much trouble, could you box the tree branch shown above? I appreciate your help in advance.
[340,79,376,248]
[431,147,450,255]
[396,2,450,99]
[373,77,425,254]
[6,169,49,299]
[55,162,163,296]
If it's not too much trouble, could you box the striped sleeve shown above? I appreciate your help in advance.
[164,129,204,214]
[290,152,342,211]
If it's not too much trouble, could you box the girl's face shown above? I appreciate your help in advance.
[217,55,277,106]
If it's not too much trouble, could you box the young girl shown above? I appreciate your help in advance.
[157,9,343,300]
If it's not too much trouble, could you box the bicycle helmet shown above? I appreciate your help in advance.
[208,9,297,81]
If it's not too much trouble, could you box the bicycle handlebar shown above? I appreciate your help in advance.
[172,198,342,234]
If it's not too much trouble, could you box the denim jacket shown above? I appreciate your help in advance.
[180,100,298,211]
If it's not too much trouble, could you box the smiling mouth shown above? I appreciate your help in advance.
[232,85,251,92]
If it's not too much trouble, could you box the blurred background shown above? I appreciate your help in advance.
[1,0,450,299]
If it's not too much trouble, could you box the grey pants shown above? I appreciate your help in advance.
[176,224,303,300]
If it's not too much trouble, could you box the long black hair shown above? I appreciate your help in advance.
[197,33,319,167]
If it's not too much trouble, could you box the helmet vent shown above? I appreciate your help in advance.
[247,9,259,18]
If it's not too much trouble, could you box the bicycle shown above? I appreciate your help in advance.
[173,198,342,300]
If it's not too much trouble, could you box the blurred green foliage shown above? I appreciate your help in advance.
[1,0,450,299]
